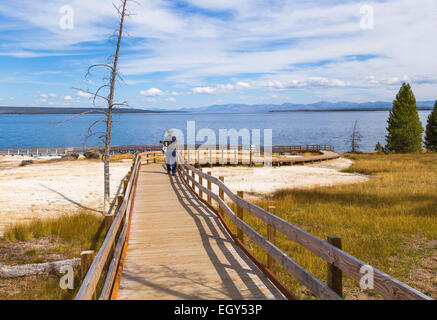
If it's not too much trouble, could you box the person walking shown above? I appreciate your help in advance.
[161,129,178,176]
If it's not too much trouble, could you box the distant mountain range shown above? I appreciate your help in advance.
[175,101,435,113]
[1,100,435,115]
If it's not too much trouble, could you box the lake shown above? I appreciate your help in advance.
[0,111,432,152]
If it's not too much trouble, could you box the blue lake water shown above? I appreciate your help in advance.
[0,111,432,153]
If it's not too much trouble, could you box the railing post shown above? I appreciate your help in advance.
[236,191,244,243]
[219,176,224,217]
[104,214,113,231]
[123,177,129,194]
[116,195,123,211]
[327,236,343,297]
[207,172,212,205]
[209,149,213,167]
[81,250,96,300]
[191,170,196,191]
[267,206,277,274]
[182,165,186,183]
[199,168,203,199]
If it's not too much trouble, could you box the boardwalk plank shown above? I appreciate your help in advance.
[115,163,285,300]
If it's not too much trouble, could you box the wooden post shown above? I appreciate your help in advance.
[123,178,128,194]
[199,168,203,199]
[116,195,123,212]
[209,149,212,167]
[207,172,212,205]
[104,215,113,231]
[191,170,196,191]
[327,236,343,297]
[81,250,96,299]
[236,191,244,243]
[267,206,277,273]
[219,176,224,217]
[250,149,253,167]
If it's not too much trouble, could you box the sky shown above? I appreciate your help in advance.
[0,0,436,110]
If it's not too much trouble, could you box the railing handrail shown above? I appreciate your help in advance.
[0,144,334,155]
[75,151,162,300]
[176,152,432,300]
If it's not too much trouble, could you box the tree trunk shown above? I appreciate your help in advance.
[0,259,80,278]
[103,0,128,214]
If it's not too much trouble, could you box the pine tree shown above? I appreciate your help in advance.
[375,141,384,152]
[424,101,437,151]
[385,83,423,153]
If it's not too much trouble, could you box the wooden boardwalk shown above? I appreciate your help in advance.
[114,163,285,300]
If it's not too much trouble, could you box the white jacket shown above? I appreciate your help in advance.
[163,136,177,165]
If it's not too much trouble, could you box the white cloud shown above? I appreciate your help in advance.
[64,95,73,101]
[192,86,216,94]
[236,81,251,89]
[140,88,165,97]
[191,81,253,95]
[1,0,437,103]
[77,91,92,98]
[263,77,350,90]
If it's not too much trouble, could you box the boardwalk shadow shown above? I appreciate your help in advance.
[166,171,284,299]
[39,184,103,214]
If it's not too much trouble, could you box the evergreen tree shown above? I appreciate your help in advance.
[424,101,437,151]
[385,83,423,152]
[375,141,384,152]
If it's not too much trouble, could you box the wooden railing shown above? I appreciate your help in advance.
[176,152,432,300]
[74,151,161,300]
[0,144,334,156]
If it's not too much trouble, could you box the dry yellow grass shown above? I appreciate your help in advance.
[223,152,437,299]
[1,209,106,300]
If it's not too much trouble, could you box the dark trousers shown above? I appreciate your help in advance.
[166,163,177,174]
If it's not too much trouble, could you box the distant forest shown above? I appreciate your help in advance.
[271,107,433,113]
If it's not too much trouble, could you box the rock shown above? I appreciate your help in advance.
[20,160,34,166]
[61,153,79,161]
[84,151,100,159]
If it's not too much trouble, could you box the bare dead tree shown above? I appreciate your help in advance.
[347,120,363,153]
[60,0,135,215]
